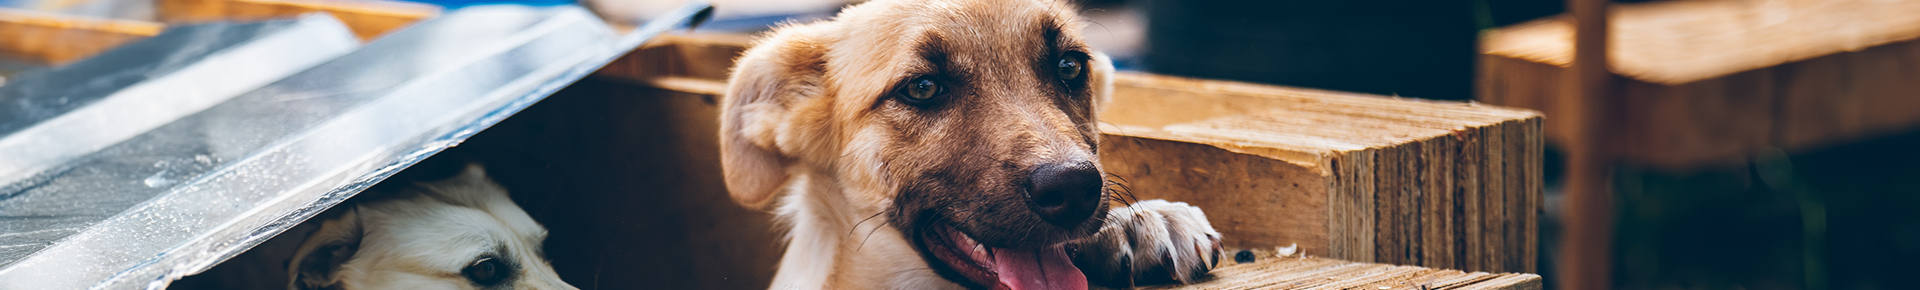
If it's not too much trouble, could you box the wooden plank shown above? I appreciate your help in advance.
[601,33,1546,274]
[1142,251,1540,290]
[0,8,163,65]
[1558,0,1614,289]
[156,0,438,41]
[1479,0,1920,170]
[1,0,434,66]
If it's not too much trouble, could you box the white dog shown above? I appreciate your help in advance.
[287,164,576,290]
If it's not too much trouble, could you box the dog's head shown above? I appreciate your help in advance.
[720,0,1115,288]
[288,164,575,290]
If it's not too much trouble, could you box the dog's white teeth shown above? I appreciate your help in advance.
[973,243,990,259]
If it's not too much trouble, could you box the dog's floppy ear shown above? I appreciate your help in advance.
[288,209,362,290]
[720,24,830,209]
[1088,51,1116,118]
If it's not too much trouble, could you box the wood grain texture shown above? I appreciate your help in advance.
[0,8,162,65]
[157,0,437,41]
[1480,0,1920,170]
[1142,252,1540,290]
[1100,73,1543,273]
[602,33,1545,274]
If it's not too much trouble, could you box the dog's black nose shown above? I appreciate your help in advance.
[1027,161,1102,228]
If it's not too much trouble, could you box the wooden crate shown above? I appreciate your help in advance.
[598,33,1544,274]
[1479,0,1920,170]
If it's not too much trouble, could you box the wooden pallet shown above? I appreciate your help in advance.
[1479,0,1920,170]
[598,33,1545,274]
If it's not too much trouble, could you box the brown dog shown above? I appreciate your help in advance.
[720,0,1222,289]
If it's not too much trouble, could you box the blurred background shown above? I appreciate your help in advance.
[5,0,1919,289]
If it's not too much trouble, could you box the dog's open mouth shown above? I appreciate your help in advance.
[924,224,1087,290]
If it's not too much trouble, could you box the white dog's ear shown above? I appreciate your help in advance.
[719,24,830,210]
[288,209,362,290]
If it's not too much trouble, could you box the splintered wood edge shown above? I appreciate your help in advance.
[0,8,164,64]
[1140,254,1541,290]
[1482,0,1920,85]
[1102,72,1542,174]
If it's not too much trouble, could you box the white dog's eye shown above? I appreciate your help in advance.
[1056,55,1084,81]
[462,257,511,286]
[897,76,943,104]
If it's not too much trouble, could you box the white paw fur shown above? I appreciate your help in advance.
[1070,199,1224,287]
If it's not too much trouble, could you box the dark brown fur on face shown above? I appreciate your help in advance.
[721,0,1220,289]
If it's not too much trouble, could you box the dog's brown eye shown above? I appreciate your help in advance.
[898,76,942,104]
[462,257,511,286]
[1056,55,1084,81]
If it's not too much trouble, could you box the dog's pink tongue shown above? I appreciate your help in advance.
[991,246,1087,290]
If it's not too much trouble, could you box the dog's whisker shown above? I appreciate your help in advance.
[1102,173,1141,205]
[850,211,887,237]
[856,220,889,251]
[1104,181,1137,203]
[1082,19,1116,49]
[593,256,604,290]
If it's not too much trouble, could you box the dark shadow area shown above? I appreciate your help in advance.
[1609,130,1920,290]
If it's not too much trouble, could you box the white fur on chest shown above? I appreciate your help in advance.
[767,172,964,290]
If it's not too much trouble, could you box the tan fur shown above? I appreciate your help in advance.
[721,0,1216,289]
[287,164,575,290]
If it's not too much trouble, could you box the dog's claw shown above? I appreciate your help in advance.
[1068,199,1224,287]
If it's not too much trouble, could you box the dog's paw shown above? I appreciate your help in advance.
[1069,199,1224,288]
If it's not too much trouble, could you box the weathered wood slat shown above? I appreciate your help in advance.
[598,33,1543,274]
[0,8,162,65]
[2,0,434,67]
[157,0,439,41]
[1144,252,1540,290]
[1479,0,1920,170]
